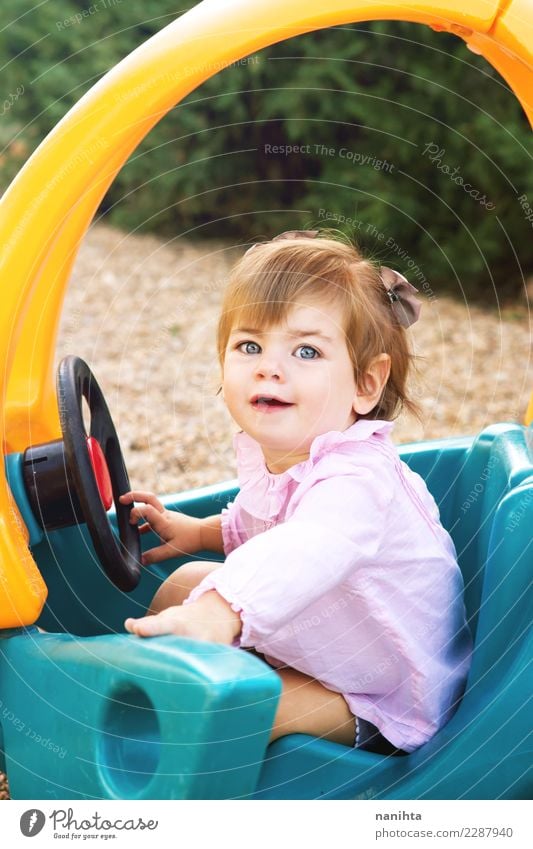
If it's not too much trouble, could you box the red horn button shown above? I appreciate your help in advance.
[86,437,113,511]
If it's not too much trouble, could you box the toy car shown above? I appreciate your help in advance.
[0,0,531,800]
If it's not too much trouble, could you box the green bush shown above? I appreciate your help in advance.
[1,2,531,300]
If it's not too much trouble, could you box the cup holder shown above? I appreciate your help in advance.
[98,683,161,797]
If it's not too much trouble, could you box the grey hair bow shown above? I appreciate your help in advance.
[379,266,421,328]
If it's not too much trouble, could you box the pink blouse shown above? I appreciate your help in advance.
[185,419,472,752]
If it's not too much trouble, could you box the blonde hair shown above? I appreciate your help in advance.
[217,234,419,420]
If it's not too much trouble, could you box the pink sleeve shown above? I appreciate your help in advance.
[220,501,242,556]
[185,466,393,646]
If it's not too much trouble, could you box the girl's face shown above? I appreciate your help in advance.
[222,297,367,473]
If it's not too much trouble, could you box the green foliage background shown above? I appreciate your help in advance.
[1,0,532,300]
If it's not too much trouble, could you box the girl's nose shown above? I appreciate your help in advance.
[254,355,284,381]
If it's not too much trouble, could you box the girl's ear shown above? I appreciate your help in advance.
[352,354,391,416]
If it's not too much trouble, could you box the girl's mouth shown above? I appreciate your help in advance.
[251,395,293,411]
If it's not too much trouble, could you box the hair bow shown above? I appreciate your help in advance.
[379,266,421,328]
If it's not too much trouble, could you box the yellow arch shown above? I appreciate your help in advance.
[0,0,531,626]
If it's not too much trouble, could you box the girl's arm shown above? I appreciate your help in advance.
[119,491,224,563]
[199,514,225,554]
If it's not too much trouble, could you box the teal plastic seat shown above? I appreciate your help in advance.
[1,424,531,798]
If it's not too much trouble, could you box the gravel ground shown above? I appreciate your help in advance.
[1,224,531,799]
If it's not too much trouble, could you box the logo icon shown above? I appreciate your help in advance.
[20,809,46,837]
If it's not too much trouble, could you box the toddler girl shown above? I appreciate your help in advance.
[120,230,472,754]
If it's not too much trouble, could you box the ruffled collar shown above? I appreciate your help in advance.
[233,419,394,520]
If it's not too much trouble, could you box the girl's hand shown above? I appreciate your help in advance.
[119,490,203,565]
[124,591,242,644]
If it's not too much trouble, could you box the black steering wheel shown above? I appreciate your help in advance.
[23,356,141,591]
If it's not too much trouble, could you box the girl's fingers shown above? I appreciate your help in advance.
[130,518,162,536]
[120,490,165,512]
[129,503,165,526]
[142,542,181,565]
[129,506,144,524]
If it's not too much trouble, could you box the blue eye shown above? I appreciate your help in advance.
[238,341,261,354]
[295,345,319,359]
